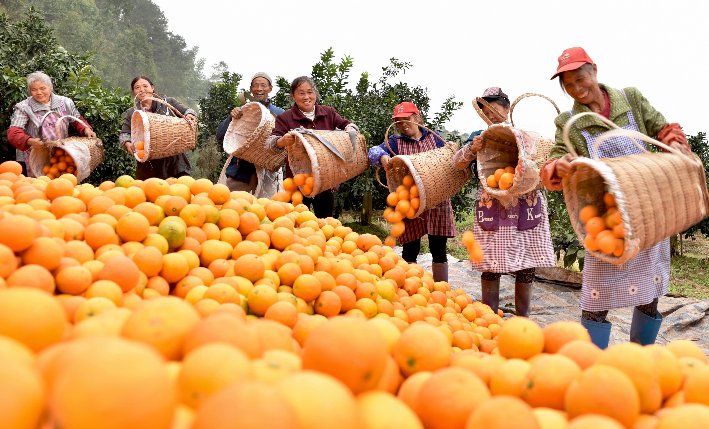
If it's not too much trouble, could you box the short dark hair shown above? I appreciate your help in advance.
[290,76,319,99]
[131,75,154,91]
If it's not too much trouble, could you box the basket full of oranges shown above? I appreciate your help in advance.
[27,115,104,182]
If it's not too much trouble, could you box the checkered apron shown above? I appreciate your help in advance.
[578,109,670,311]
[472,189,555,273]
[397,133,456,244]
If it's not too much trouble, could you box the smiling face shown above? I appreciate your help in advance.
[561,65,600,106]
[30,80,52,104]
[394,114,422,137]
[250,77,272,102]
[132,78,155,102]
[292,81,317,112]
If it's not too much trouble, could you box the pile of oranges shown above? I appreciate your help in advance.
[486,166,515,190]
[41,148,77,179]
[579,191,625,257]
[462,231,484,263]
[133,140,146,160]
[382,174,421,246]
[274,173,314,206]
[0,159,708,429]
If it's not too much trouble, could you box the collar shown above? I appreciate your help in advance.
[28,94,62,112]
[398,127,429,142]
[290,104,325,122]
[570,84,632,130]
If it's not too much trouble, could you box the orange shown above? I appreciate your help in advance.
[645,344,684,400]
[121,296,200,360]
[276,371,360,429]
[0,287,66,352]
[131,245,164,277]
[683,365,709,406]
[85,279,124,305]
[486,175,498,188]
[603,192,616,208]
[55,265,93,295]
[6,264,56,293]
[238,211,260,236]
[314,290,342,317]
[302,317,389,394]
[488,357,531,397]
[232,254,266,283]
[45,177,74,200]
[465,396,539,429]
[656,404,709,429]
[579,205,599,224]
[116,212,150,242]
[498,172,514,190]
[207,183,230,205]
[0,160,22,175]
[293,273,322,302]
[415,367,490,429]
[496,316,544,359]
[0,214,37,252]
[160,253,190,284]
[521,354,581,409]
[178,342,251,409]
[585,216,606,237]
[98,254,141,292]
[357,391,423,429]
[564,365,640,428]
[542,320,592,353]
[666,339,707,364]
[21,236,63,271]
[596,230,616,255]
[393,322,452,376]
[557,339,602,369]
[0,243,17,278]
[532,408,568,429]
[0,359,45,429]
[265,300,299,328]
[247,284,279,316]
[182,312,258,358]
[50,337,175,429]
[192,380,299,429]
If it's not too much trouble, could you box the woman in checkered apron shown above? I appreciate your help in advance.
[368,102,456,282]
[452,88,555,317]
[542,47,691,348]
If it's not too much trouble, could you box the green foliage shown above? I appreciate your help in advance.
[545,189,585,270]
[681,132,709,238]
[6,0,208,108]
[1,9,134,184]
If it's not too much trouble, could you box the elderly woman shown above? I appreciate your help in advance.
[119,76,197,180]
[268,76,358,218]
[452,87,555,317]
[7,71,96,176]
[541,47,690,348]
[368,102,455,282]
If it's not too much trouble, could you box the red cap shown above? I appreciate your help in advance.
[392,102,420,118]
[551,47,594,79]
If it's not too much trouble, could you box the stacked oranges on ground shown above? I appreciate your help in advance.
[273,173,314,206]
[41,148,77,179]
[383,174,420,247]
[579,191,625,257]
[486,166,515,190]
[462,231,484,263]
[1,159,708,429]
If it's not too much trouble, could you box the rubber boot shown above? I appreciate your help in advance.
[629,308,663,345]
[432,262,448,283]
[581,318,612,349]
[480,279,500,313]
[514,282,532,317]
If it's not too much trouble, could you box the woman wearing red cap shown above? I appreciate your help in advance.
[368,102,456,282]
[452,88,555,317]
[541,47,690,348]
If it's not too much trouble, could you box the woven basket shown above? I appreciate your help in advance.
[510,93,559,167]
[222,102,282,171]
[28,115,104,182]
[287,129,368,197]
[378,122,471,217]
[561,112,709,265]
[131,96,197,162]
[476,125,541,207]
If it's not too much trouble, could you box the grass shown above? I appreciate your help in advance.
[341,210,709,300]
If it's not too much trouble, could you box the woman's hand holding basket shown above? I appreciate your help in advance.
[276,132,297,149]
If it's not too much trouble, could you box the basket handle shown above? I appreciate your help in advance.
[133,95,196,131]
[383,119,452,155]
[592,127,699,164]
[509,93,560,128]
[37,111,61,141]
[54,115,90,139]
[472,97,510,126]
[562,112,621,157]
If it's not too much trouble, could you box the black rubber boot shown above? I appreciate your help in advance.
[514,282,532,317]
[480,279,500,313]
[432,262,448,283]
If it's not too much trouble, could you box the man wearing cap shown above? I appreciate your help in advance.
[368,102,456,282]
[216,72,284,197]
[541,47,690,348]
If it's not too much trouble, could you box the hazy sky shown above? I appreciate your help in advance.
[153,0,708,141]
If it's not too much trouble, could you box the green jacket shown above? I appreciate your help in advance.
[550,84,668,159]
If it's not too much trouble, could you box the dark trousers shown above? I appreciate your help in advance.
[402,234,448,263]
[303,190,335,219]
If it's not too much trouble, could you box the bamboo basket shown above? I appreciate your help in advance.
[222,102,282,171]
[28,114,104,182]
[131,96,197,162]
[376,122,471,217]
[287,129,367,197]
[509,93,559,167]
[561,112,709,265]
